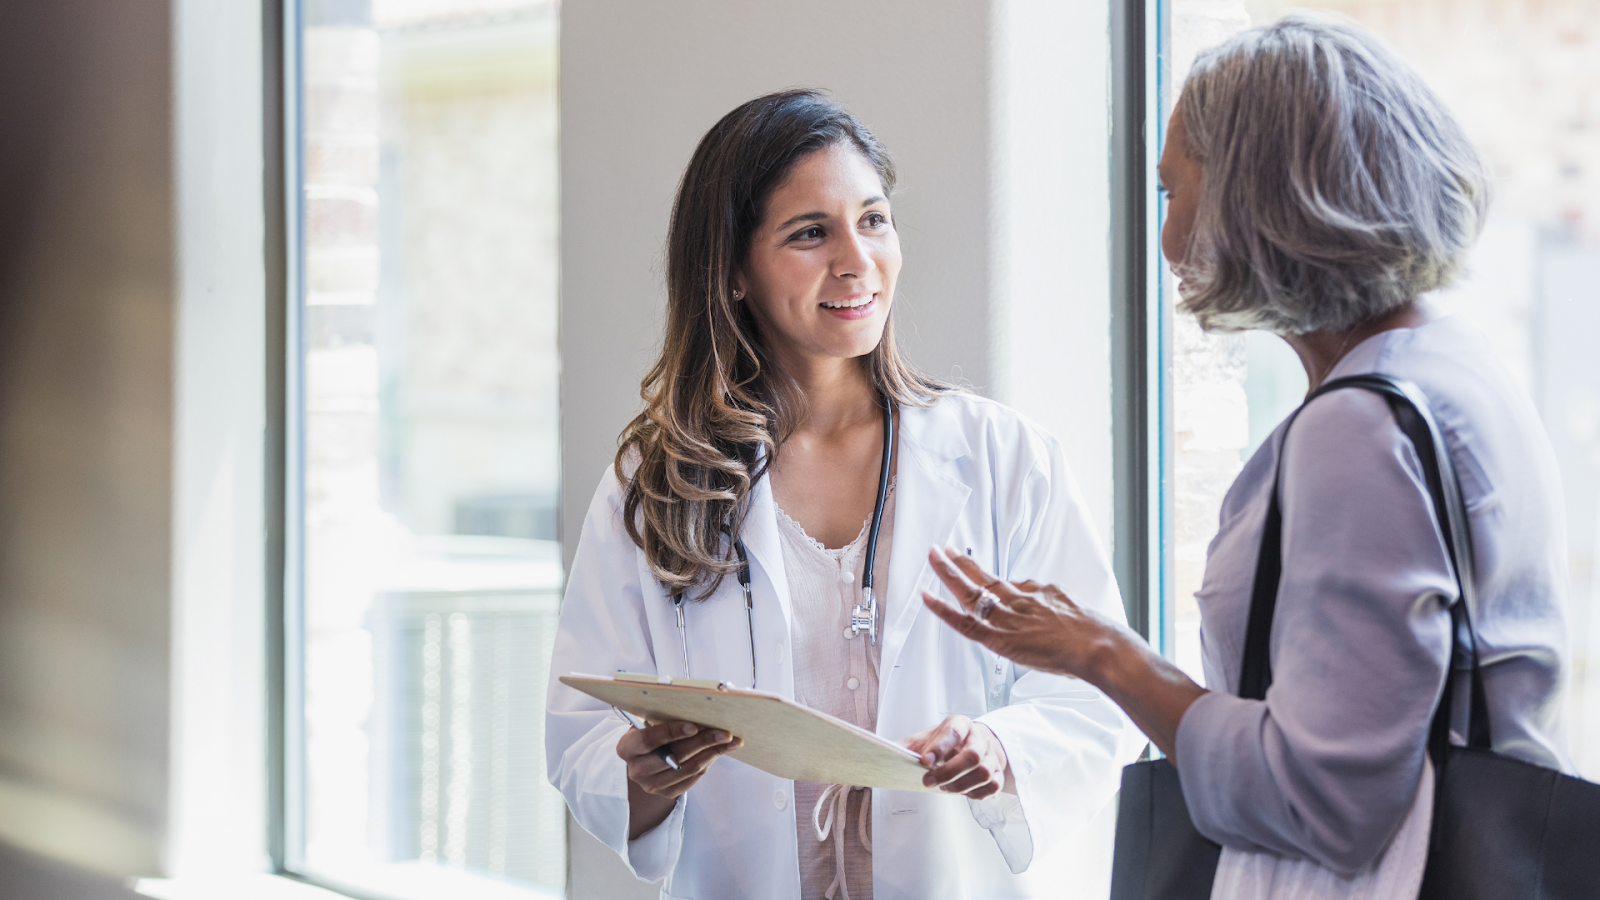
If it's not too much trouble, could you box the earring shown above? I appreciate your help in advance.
[732,290,743,300]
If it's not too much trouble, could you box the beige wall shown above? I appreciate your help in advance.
[0,0,176,877]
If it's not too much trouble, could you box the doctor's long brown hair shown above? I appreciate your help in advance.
[616,90,951,600]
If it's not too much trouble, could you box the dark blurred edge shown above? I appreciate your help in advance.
[264,0,292,876]
[1110,0,1155,640]
[0,841,142,900]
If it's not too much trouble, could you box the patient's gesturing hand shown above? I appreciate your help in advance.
[920,546,1126,680]
[922,546,1207,764]
[901,714,1013,800]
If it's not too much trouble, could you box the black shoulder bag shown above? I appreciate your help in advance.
[1110,373,1600,900]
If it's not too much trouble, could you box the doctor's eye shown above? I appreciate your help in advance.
[862,211,889,229]
[788,225,826,243]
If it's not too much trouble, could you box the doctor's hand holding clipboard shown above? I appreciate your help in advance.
[616,718,743,840]
[546,89,1139,900]
[901,715,1015,800]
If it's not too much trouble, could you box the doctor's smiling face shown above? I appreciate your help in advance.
[735,142,900,373]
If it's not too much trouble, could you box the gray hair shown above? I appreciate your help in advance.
[1175,13,1489,334]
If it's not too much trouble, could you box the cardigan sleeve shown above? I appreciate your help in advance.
[1174,388,1457,875]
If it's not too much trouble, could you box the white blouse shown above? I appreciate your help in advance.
[777,481,897,900]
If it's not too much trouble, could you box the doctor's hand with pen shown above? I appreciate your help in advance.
[617,716,743,840]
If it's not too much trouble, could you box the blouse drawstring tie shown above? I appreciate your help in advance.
[813,783,872,900]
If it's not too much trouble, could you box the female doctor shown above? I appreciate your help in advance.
[546,90,1136,900]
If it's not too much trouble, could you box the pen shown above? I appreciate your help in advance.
[613,706,680,770]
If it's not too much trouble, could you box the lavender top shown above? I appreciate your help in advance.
[1175,315,1573,875]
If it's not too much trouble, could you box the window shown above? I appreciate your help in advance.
[287,0,565,895]
[1160,0,1600,779]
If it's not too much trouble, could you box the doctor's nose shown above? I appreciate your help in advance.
[831,230,875,281]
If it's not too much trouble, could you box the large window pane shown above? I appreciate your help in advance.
[1164,2,1271,681]
[1166,0,1600,778]
[294,0,564,895]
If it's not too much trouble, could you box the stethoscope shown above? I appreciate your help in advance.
[671,395,896,690]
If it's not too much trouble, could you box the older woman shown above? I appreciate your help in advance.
[922,13,1574,896]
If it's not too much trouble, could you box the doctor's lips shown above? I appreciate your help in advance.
[820,291,878,320]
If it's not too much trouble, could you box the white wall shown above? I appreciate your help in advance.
[991,0,1115,543]
[168,0,273,881]
[559,1,1114,895]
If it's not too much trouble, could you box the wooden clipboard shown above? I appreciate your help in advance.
[559,674,938,793]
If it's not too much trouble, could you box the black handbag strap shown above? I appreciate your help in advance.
[1239,373,1491,760]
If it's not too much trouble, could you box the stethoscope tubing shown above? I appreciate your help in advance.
[671,395,896,691]
[856,393,895,641]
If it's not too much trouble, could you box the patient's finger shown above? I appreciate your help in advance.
[923,591,1005,645]
[942,548,1027,601]
[927,547,987,611]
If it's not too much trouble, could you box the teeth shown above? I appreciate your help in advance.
[822,295,873,309]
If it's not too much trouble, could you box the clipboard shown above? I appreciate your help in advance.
[559,674,938,793]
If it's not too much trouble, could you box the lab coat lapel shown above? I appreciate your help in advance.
[878,402,971,690]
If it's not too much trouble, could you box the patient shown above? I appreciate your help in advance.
[924,12,1574,895]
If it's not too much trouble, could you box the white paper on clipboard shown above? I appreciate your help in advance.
[559,674,937,793]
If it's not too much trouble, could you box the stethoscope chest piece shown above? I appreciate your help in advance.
[849,586,878,644]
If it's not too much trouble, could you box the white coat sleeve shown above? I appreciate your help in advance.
[970,426,1143,873]
[544,468,686,883]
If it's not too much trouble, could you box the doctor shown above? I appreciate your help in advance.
[546,89,1135,900]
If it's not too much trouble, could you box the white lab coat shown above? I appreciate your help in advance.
[546,393,1138,899]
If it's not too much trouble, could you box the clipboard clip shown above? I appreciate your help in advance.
[615,670,728,690]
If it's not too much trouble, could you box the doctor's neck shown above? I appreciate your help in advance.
[780,352,881,437]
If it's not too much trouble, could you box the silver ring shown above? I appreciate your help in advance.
[974,589,1000,621]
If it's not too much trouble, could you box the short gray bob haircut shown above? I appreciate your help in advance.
[1175,13,1489,334]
